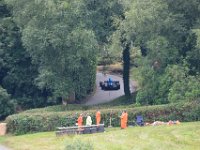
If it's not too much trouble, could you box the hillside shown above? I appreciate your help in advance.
[0,122,200,150]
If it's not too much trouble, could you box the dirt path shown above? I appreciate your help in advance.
[84,72,136,105]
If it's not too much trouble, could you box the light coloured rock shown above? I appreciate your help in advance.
[0,123,7,136]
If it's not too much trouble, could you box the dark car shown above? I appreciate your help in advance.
[99,80,120,90]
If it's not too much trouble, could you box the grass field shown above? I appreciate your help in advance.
[0,122,200,150]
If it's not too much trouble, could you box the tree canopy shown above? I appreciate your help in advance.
[0,0,200,119]
[110,0,200,104]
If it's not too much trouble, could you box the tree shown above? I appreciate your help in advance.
[83,0,125,70]
[110,0,171,98]
[6,0,98,103]
[0,86,14,120]
[124,0,200,104]
[83,0,124,44]
[110,0,199,104]
[121,36,131,96]
[1,0,53,109]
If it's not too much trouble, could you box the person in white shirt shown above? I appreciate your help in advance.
[86,115,92,126]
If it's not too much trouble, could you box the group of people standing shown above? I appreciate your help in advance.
[77,110,101,127]
[76,110,128,129]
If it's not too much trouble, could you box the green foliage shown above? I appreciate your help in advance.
[1,0,200,111]
[136,62,200,105]
[65,138,93,150]
[0,0,53,110]
[24,104,90,113]
[0,86,15,120]
[5,101,200,135]
[114,0,200,105]
[5,0,98,102]
[83,0,124,44]
[6,112,68,135]
[169,75,200,103]
[194,29,200,49]
[123,0,170,44]
[135,63,156,105]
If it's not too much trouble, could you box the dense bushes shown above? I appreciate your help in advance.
[0,86,15,120]
[5,101,200,135]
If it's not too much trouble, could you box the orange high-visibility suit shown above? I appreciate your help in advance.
[77,115,83,127]
[96,111,101,125]
[124,112,128,128]
[120,112,126,129]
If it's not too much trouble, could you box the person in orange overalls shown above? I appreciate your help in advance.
[96,110,101,126]
[77,113,83,127]
[124,110,128,128]
[120,111,126,129]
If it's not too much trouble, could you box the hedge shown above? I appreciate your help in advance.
[5,101,200,135]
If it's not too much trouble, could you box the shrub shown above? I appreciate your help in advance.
[0,86,15,120]
[65,139,93,150]
[168,75,200,103]
[24,104,89,113]
[5,101,200,135]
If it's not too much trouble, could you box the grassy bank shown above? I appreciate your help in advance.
[1,122,200,150]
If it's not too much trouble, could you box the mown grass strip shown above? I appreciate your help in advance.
[0,122,200,150]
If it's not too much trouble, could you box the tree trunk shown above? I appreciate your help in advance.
[122,42,131,97]
[62,92,76,105]
[62,97,67,106]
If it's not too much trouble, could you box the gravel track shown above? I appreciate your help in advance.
[84,72,136,105]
